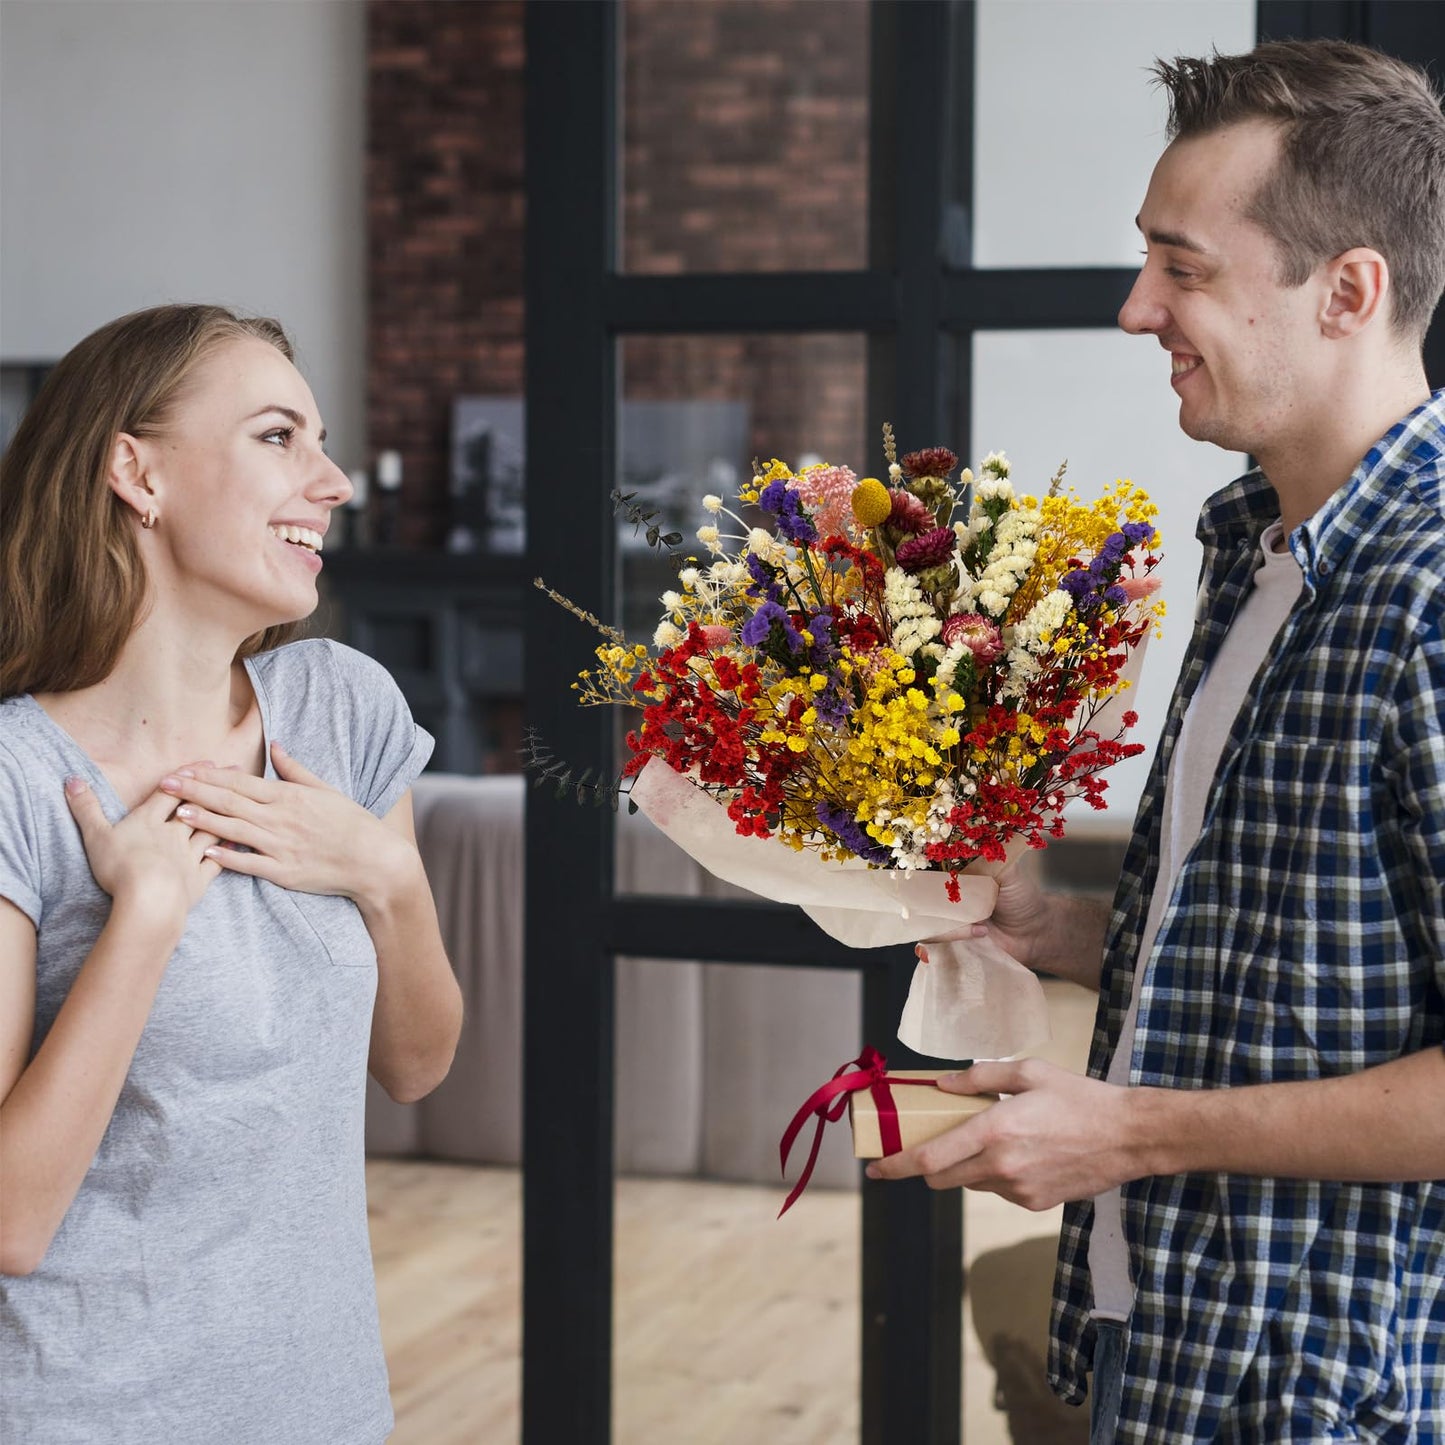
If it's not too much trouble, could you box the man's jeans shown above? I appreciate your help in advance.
[1089,1319,1127,1445]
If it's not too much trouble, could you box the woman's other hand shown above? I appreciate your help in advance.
[157,741,411,903]
[65,773,222,922]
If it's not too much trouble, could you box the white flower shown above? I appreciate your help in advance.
[653,620,683,648]
[888,462,903,481]
[659,590,682,611]
[980,450,1010,479]
[702,494,724,513]
[696,524,721,551]
[678,567,699,588]
[747,527,775,555]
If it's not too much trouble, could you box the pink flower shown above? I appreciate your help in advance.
[791,465,858,540]
[701,624,734,649]
[942,612,1004,662]
[1116,574,1162,602]
[894,526,955,573]
[888,488,935,534]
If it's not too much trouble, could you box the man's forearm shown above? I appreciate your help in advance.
[1132,1045,1445,1182]
[1024,893,1112,992]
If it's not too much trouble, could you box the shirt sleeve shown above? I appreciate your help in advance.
[0,740,44,926]
[321,641,435,817]
[1382,617,1445,1026]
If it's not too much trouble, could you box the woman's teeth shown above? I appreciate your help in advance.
[269,524,323,552]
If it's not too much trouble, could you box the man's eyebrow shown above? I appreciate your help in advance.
[246,404,327,444]
[1134,216,1212,254]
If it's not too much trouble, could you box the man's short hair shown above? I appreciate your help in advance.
[1154,39,1445,345]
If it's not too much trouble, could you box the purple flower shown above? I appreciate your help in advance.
[816,801,893,864]
[1122,521,1154,547]
[758,479,818,546]
[895,526,956,573]
[741,599,806,654]
[745,551,784,604]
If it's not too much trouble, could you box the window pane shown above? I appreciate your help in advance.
[972,0,1254,268]
[622,0,869,273]
[969,328,1246,827]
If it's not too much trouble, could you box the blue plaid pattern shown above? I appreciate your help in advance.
[1049,392,1445,1442]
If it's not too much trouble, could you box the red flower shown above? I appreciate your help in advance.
[895,527,955,573]
[887,489,935,534]
[901,447,958,479]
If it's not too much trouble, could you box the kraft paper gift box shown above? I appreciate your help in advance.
[848,1070,996,1158]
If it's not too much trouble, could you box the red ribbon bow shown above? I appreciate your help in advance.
[778,1045,937,1217]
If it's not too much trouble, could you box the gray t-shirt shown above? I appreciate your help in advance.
[0,639,433,1445]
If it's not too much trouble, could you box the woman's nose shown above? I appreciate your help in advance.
[310,456,354,509]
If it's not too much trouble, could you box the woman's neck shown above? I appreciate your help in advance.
[35,631,266,804]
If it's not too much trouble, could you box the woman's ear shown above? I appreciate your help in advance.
[1319,247,1389,341]
[106,433,159,525]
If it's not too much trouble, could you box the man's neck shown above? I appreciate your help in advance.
[1256,370,1431,536]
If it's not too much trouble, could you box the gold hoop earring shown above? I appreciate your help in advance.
[141,508,157,530]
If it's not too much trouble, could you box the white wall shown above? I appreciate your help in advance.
[0,0,367,472]
[971,0,1256,827]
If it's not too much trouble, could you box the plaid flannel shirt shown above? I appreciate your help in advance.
[1049,392,1445,1442]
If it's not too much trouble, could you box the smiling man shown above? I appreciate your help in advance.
[867,39,1445,1444]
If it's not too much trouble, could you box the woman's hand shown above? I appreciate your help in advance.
[157,741,411,903]
[65,772,222,922]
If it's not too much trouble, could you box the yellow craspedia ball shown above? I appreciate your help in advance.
[851,476,892,528]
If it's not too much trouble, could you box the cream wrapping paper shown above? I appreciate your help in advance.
[628,757,1050,1060]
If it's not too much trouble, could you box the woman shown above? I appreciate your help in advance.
[0,304,463,1443]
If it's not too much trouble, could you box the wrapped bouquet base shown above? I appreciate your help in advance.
[631,755,1051,1060]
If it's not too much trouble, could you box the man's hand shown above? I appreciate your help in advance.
[917,861,1111,993]
[864,1059,1148,1210]
[157,741,412,904]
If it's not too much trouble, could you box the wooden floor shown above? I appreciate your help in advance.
[369,1160,1069,1445]
[369,980,1096,1444]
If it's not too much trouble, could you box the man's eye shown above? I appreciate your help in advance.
[1164,267,1193,281]
[260,427,295,447]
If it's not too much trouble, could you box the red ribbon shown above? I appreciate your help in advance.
[778,1045,943,1217]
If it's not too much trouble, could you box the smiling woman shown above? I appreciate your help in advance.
[0,304,463,1445]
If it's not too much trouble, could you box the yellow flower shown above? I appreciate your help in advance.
[851,476,892,528]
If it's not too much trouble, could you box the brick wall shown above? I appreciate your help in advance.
[366,0,869,547]
[367,0,525,548]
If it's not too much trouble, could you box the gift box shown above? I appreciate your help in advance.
[779,1048,1000,1213]
[849,1070,995,1158]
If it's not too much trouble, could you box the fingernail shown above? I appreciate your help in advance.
[64,775,89,796]
[160,775,181,791]
[203,846,219,858]
[939,1063,974,1085]
[176,768,196,779]
[175,805,195,820]
[865,1165,882,1180]
[971,923,988,938]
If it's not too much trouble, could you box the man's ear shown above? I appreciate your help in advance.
[1319,247,1389,340]
[106,433,158,523]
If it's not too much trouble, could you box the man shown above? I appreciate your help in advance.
[869,39,1445,1443]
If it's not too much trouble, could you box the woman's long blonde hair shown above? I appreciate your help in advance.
[0,304,304,698]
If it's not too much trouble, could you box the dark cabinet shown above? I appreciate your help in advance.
[319,550,525,774]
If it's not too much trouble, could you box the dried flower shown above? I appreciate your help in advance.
[901,447,958,480]
[851,477,893,528]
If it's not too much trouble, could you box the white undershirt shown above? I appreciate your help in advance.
[1089,519,1304,1320]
